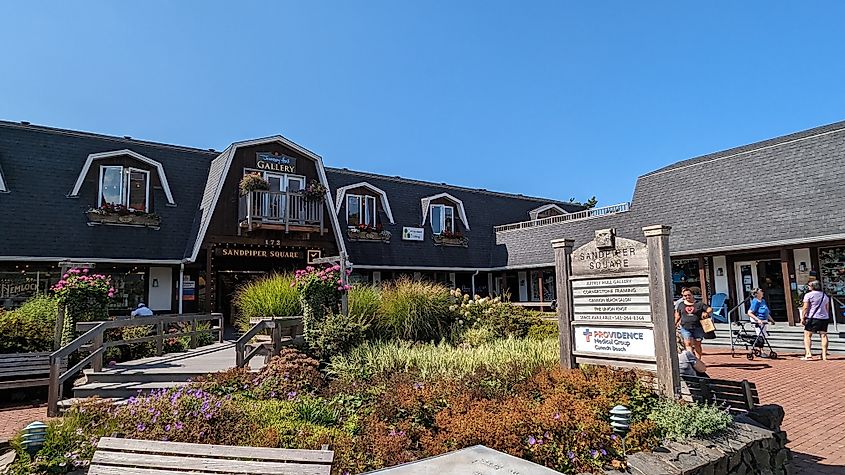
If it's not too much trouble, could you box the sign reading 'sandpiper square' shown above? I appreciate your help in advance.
[256,152,297,173]
[215,247,304,259]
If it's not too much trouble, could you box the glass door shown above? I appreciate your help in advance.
[263,173,284,222]
[734,261,759,319]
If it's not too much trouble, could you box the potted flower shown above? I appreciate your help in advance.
[239,173,270,196]
[302,180,327,201]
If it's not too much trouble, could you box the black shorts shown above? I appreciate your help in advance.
[804,319,830,333]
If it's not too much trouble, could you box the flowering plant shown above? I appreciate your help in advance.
[239,172,270,196]
[293,264,352,352]
[441,229,463,239]
[352,223,384,233]
[293,264,352,294]
[52,268,114,344]
[302,180,327,201]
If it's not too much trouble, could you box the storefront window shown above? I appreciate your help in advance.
[819,247,845,296]
[106,270,146,312]
[672,259,701,299]
[0,268,60,310]
[529,270,555,302]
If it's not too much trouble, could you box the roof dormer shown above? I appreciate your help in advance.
[334,181,396,226]
[69,149,176,206]
[528,203,567,220]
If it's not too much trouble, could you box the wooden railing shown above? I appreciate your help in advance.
[239,191,324,234]
[48,313,224,416]
[493,202,631,233]
[235,317,304,368]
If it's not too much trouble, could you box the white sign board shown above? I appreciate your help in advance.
[572,276,651,323]
[402,227,425,241]
[574,325,656,359]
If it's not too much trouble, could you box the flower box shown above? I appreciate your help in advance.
[347,228,391,242]
[86,209,161,228]
[433,234,468,247]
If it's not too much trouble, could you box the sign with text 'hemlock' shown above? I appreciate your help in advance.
[402,227,425,241]
[574,325,656,359]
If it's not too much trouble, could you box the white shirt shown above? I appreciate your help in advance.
[131,306,154,317]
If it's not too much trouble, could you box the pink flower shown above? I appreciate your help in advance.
[108,292,115,298]
[82,268,89,274]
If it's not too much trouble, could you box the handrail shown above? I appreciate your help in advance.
[829,296,843,334]
[48,312,224,416]
[493,202,631,233]
[235,316,304,368]
[239,191,324,234]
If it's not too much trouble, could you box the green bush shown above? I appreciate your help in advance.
[0,294,58,353]
[328,337,559,383]
[648,399,733,440]
[527,320,559,340]
[349,284,380,326]
[375,278,455,342]
[252,348,324,399]
[307,311,368,360]
[233,274,301,332]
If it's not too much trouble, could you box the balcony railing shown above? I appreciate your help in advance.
[493,202,631,233]
[239,190,324,234]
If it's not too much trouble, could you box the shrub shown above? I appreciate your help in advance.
[528,320,559,340]
[233,274,301,332]
[328,338,559,384]
[190,367,256,397]
[648,399,733,441]
[293,265,350,346]
[0,294,58,353]
[52,268,113,345]
[375,278,455,342]
[306,311,368,360]
[252,348,324,399]
[349,284,380,326]
[458,325,497,347]
[239,172,269,195]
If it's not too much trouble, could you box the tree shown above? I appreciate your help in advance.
[568,196,598,209]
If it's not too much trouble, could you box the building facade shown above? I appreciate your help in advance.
[0,121,581,322]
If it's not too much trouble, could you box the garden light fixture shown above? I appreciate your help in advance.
[610,405,632,458]
[21,421,47,454]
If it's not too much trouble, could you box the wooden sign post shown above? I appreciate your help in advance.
[552,226,680,397]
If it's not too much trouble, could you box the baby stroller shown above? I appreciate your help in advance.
[731,320,777,360]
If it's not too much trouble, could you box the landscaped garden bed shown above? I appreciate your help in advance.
[4,272,737,475]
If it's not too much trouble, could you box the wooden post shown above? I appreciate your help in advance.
[271,321,283,356]
[218,313,225,343]
[155,320,164,356]
[642,225,680,398]
[551,238,575,369]
[781,249,796,326]
[340,251,349,317]
[47,356,60,417]
[189,317,198,349]
[697,256,708,302]
[92,331,104,372]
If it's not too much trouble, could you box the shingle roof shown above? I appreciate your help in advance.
[0,122,216,261]
[496,119,845,266]
[325,168,583,269]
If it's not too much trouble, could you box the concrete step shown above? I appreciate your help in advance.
[73,381,188,399]
[82,368,213,384]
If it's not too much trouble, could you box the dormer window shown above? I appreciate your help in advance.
[99,165,150,211]
[347,194,377,227]
[430,204,454,235]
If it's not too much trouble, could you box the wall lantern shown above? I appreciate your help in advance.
[799,262,807,272]
[152,278,159,288]
[716,268,724,277]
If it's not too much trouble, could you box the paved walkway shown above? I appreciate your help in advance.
[0,403,47,442]
[704,349,845,474]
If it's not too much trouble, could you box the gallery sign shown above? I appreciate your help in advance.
[402,227,425,241]
[256,151,297,173]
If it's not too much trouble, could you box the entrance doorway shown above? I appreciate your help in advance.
[216,271,267,328]
[734,260,787,322]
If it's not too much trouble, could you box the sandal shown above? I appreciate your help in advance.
[800,356,815,361]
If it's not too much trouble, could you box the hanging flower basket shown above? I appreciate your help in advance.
[348,224,391,242]
[302,180,327,202]
[86,205,161,228]
[239,173,270,196]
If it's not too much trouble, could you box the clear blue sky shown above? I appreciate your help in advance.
[3,1,845,206]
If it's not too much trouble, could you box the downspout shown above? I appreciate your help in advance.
[471,270,480,297]
[178,262,185,315]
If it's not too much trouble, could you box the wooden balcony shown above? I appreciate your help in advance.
[239,190,325,234]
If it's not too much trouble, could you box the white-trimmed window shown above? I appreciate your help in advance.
[347,194,377,227]
[99,165,150,211]
[430,204,455,235]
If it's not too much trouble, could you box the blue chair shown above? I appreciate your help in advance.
[710,293,728,323]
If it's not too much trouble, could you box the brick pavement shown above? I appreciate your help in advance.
[0,403,48,442]
[703,349,845,475]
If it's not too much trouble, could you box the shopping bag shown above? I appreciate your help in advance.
[700,317,716,333]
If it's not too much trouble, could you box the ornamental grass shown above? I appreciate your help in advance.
[374,277,455,342]
[232,273,301,331]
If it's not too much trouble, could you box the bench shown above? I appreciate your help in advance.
[680,375,760,412]
[0,352,65,390]
[89,437,334,475]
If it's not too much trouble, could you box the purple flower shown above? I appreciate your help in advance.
[544,431,551,439]
[527,435,537,446]
[136,423,146,432]
[611,434,618,441]
[600,449,607,456]
[413,382,424,390]
[553,413,561,420]
[287,391,298,400]
[591,449,599,458]
[567,451,575,460]
[165,425,171,432]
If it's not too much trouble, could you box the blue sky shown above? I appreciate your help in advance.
[2,1,845,206]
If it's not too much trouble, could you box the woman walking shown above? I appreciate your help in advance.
[747,288,775,338]
[802,280,831,361]
[675,287,712,361]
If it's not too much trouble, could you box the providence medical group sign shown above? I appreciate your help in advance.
[552,226,681,397]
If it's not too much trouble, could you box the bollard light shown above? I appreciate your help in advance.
[21,421,48,454]
[610,405,632,458]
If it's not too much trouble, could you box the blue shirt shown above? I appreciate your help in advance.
[749,298,770,321]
